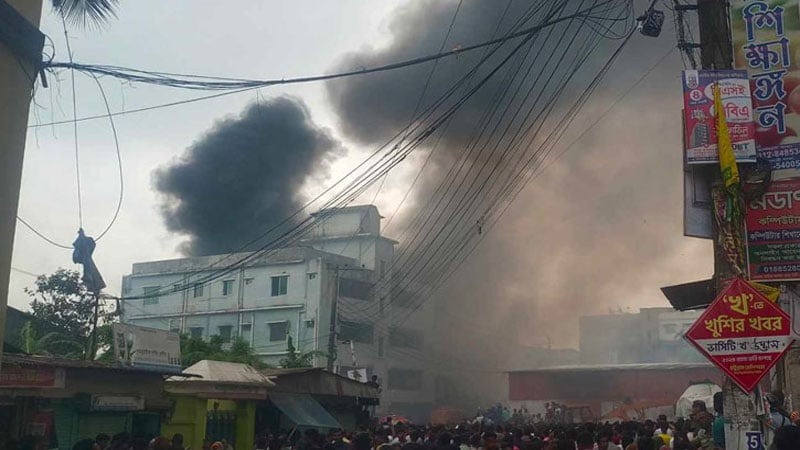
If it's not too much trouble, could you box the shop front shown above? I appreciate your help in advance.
[0,353,172,449]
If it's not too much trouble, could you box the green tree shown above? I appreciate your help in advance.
[25,268,116,359]
[180,334,268,369]
[19,320,84,357]
[280,336,325,368]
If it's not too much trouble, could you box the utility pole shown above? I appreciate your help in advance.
[696,1,764,448]
[0,0,44,368]
[326,267,340,372]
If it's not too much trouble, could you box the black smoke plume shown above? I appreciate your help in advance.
[154,96,343,256]
[325,0,709,395]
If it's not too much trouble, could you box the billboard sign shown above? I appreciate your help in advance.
[113,323,182,373]
[746,176,800,280]
[684,278,793,393]
[682,70,756,163]
[731,0,800,153]
[0,366,65,388]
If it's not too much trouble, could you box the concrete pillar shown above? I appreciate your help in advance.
[235,401,256,450]
[162,396,208,450]
[722,381,766,449]
[783,346,800,412]
[0,0,44,367]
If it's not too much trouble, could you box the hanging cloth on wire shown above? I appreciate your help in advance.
[72,228,106,295]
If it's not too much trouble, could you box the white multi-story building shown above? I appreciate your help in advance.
[121,205,434,420]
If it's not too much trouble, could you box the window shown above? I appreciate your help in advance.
[143,286,160,305]
[389,327,424,350]
[218,325,233,342]
[388,368,423,390]
[193,284,204,298]
[244,278,254,285]
[271,275,288,296]
[222,280,234,296]
[240,323,252,342]
[378,337,384,357]
[380,260,387,277]
[189,327,204,339]
[339,320,374,344]
[268,321,289,342]
[169,319,181,334]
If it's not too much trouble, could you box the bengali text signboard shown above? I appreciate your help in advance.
[113,323,182,373]
[684,277,793,393]
[747,177,800,280]
[682,70,756,163]
[731,1,800,154]
[0,365,65,388]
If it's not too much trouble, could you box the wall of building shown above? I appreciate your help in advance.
[579,308,705,364]
[508,366,723,418]
[122,205,434,419]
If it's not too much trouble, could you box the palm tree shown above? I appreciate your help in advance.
[20,321,84,358]
[51,0,119,28]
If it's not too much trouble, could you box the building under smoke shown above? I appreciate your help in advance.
[122,205,436,422]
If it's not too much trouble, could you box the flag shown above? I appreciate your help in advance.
[714,81,740,189]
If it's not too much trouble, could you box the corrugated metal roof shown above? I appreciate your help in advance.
[1,353,172,375]
[177,360,275,385]
[260,367,380,399]
[507,362,716,374]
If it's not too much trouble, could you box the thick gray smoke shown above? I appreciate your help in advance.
[325,0,710,402]
[154,96,343,256]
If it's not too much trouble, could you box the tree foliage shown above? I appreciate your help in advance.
[19,321,84,358]
[280,336,326,368]
[180,334,268,369]
[25,268,116,359]
[52,0,119,29]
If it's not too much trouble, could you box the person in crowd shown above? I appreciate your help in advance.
[689,400,714,433]
[773,425,800,450]
[93,435,111,450]
[254,437,268,450]
[766,391,793,430]
[151,437,171,450]
[711,391,724,449]
[595,431,619,450]
[73,440,96,450]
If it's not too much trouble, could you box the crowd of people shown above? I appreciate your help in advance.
[10,392,800,450]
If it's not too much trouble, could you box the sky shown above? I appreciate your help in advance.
[10,0,712,349]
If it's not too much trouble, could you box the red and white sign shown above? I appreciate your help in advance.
[0,366,65,389]
[684,277,793,393]
[682,70,756,164]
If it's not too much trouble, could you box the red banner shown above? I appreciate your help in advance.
[746,177,800,280]
[685,278,793,393]
[0,366,64,388]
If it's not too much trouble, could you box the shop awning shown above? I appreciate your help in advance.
[269,393,341,429]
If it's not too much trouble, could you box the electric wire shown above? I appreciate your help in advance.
[360,0,636,326]
[30,0,626,129]
[62,16,83,228]
[338,0,624,328]
[115,0,581,302]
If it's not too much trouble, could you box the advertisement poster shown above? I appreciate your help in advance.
[0,366,65,388]
[113,323,182,373]
[682,70,756,163]
[731,1,800,154]
[747,177,800,280]
[684,278,793,393]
